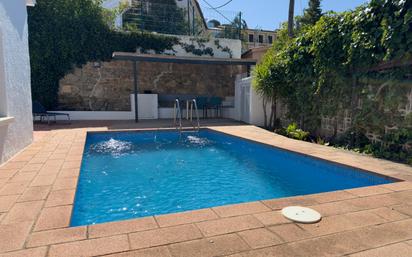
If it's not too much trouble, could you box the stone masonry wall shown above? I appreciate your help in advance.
[275,87,412,141]
[58,60,240,111]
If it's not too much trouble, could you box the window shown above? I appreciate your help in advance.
[248,34,254,43]
[258,35,263,43]
[268,35,273,44]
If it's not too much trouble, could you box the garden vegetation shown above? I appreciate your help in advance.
[254,0,412,164]
[28,0,178,108]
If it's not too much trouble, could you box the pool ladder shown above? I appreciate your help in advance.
[173,99,200,132]
[190,99,201,132]
[173,99,183,131]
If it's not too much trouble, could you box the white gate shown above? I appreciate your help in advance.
[234,75,271,126]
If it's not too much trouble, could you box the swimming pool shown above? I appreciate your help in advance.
[71,129,394,226]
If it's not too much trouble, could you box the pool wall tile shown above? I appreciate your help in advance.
[88,217,158,238]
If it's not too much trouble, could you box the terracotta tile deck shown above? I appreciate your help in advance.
[0,120,411,257]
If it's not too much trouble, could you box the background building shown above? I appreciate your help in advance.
[244,28,276,51]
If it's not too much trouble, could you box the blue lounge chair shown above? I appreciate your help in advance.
[195,96,209,118]
[32,101,70,125]
[207,97,223,118]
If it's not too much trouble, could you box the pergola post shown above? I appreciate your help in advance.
[133,61,139,123]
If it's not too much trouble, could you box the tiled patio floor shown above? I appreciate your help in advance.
[0,120,412,257]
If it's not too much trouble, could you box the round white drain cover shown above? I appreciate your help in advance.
[281,206,322,224]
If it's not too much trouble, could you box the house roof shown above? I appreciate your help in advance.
[112,52,257,65]
[244,28,278,34]
[241,46,271,58]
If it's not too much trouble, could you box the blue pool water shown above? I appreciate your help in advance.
[71,129,394,226]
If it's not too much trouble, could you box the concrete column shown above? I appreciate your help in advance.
[0,0,34,164]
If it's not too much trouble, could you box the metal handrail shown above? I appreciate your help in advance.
[173,99,182,131]
[190,99,200,131]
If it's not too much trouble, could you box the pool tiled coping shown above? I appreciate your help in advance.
[0,123,411,257]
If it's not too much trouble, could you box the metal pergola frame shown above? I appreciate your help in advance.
[112,52,257,123]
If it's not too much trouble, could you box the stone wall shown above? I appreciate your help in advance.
[58,60,241,111]
[274,85,412,141]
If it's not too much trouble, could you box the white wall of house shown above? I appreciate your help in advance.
[0,0,34,164]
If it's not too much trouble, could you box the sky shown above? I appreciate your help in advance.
[198,0,370,30]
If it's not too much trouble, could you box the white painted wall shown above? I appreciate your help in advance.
[0,0,34,164]
[53,94,236,121]
[167,35,242,59]
[250,82,270,127]
[158,107,235,119]
[53,94,158,120]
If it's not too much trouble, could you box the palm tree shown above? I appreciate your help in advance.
[288,0,295,37]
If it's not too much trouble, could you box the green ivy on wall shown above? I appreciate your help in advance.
[253,0,412,164]
[179,37,214,57]
[28,0,178,109]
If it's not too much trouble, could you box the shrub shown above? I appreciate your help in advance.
[286,123,310,141]
[253,0,412,164]
[334,128,412,165]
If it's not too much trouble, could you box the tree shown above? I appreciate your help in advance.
[288,0,295,37]
[253,24,292,129]
[101,0,130,30]
[217,15,248,40]
[300,0,322,26]
[123,0,188,35]
[253,0,412,164]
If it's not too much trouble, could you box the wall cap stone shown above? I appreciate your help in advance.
[0,117,15,127]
